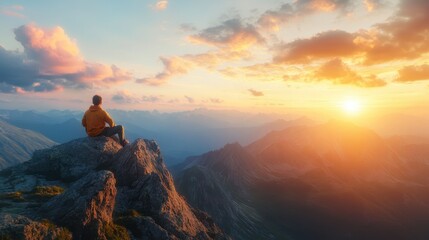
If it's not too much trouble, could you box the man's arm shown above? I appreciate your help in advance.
[104,111,115,127]
[82,112,87,127]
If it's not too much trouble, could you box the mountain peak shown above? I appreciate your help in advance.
[0,137,227,239]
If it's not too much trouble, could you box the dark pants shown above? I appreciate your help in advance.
[100,125,125,142]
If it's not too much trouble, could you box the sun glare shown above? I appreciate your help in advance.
[341,99,362,116]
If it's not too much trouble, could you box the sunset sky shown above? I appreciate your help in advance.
[1,0,428,119]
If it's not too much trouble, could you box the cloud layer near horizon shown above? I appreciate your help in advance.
[0,24,132,93]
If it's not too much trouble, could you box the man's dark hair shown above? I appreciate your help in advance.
[92,95,102,105]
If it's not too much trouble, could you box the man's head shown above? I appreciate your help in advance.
[92,95,102,106]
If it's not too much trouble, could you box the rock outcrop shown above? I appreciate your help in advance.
[0,137,228,240]
[0,214,72,240]
[41,170,117,240]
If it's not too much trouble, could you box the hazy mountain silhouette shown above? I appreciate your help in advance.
[1,109,308,166]
[0,119,55,170]
[175,120,429,240]
[0,109,84,143]
[174,143,274,240]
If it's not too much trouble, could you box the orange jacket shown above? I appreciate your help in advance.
[81,105,115,137]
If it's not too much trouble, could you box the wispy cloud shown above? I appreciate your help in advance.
[188,18,265,50]
[248,88,264,97]
[0,5,25,18]
[257,0,382,32]
[184,95,195,103]
[209,98,223,104]
[137,56,193,86]
[112,90,163,104]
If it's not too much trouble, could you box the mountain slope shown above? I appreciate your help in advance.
[0,119,55,170]
[175,120,429,240]
[174,143,275,240]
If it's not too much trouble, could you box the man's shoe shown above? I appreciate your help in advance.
[121,139,130,147]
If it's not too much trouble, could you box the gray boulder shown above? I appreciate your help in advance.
[26,137,121,182]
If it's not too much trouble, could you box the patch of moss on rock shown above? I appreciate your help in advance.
[103,222,130,240]
[32,186,64,199]
[0,192,24,202]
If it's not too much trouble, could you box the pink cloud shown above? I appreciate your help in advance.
[0,5,25,18]
[15,24,85,75]
[0,24,132,93]
[155,0,168,10]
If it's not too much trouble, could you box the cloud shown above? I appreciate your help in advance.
[313,58,386,87]
[361,0,429,64]
[155,0,168,10]
[184,95,195,103]
[112,91,138,104]
[0,24,132,93]
[14,24,85,75]
[137,56,193,86]
[220,63,294,81]
[142,95,162,103]
[188,18,265,50]
[112,91,163,104]
[274,30,359,63]
[209,98,223,104]
[138,50,252,86]
[248,88,264,96]
[363,0,384,12]
[294,0,354,13]
[139,18,261,86]
[257,1,380,32]
[257,4,295,32]
[0,5,25,18]
[270,0,429,66]
[396,64,429,82]
[180,24,197,32]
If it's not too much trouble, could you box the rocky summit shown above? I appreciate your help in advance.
[0,137,228,240]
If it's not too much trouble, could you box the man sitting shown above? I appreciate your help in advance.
[82,95,129,146]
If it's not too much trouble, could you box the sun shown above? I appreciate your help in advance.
[341,99,362,116]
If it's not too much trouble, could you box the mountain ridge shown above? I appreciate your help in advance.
[0,119,56,170]
[174,120,429,240]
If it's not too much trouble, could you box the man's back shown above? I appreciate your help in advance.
[82,105,114,137]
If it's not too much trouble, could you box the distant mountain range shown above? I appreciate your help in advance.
[0,119,55,170]
[174,120,429,240]
[0,109,309,165]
